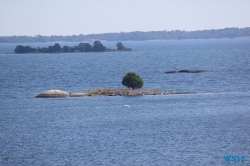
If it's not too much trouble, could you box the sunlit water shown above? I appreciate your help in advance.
[0,39,250,165]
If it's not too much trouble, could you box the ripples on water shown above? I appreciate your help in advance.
[0,39,250,165]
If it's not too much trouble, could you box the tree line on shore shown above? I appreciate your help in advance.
[1,27,250,43]
[14,41,131,53]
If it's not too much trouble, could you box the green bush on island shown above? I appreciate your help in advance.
[14,41,131,54]
[93,41,106,52]
[122,72,144,90]
[116,42,131,51]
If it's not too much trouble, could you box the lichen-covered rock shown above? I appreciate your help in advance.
[36,90,69,98]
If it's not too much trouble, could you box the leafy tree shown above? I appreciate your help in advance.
[93,40,106,52]
[48,43,61,53]
[14,45,32,53]
[24,46,32,53]
[14,45,24,53]
[84,43,93,52]
[62,46,71,52]
[75,43,93,52]
[122,72,144,90]
[116,42,126,50]
[53,43,61,52]
[116,42,131,51]
[77,43,85,52]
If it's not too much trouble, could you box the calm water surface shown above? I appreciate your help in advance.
[0,39,250,165]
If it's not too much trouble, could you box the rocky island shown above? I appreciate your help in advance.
[36,72,195,98]
[36,89,195,98]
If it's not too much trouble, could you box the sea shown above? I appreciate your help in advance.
[0,39,249,165]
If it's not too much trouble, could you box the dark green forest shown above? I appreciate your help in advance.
[1,27,250,43]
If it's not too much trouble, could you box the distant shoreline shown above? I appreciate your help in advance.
[1,27,250,43]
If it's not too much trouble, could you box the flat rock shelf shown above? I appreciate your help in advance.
[36,89,195,98]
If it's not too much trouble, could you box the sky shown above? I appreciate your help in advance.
[1,0,250,36]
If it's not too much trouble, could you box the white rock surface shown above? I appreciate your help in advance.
[70,92,88,97]
[36,90,69,98]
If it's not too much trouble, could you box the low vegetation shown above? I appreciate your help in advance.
[69,88,194,97]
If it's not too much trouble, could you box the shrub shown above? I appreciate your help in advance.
[122,72,144,90]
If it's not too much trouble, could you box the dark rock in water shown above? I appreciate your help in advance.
[178,70,190,73]
[165,69,211,74]
[36,90,69,98]
[179,70,211,73]
[178,69,211,73]
[165,70,178,74]
[195,70,211,73]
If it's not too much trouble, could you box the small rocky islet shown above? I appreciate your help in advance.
[36,89,195,98]
[36,69,211,98]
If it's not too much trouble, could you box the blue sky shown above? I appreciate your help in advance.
[1,0,250,36]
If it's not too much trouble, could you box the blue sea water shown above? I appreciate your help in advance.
[0,39,250,165]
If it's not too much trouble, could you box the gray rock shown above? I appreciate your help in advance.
[36,90,69,98]
[70,92,88,97]
[178,69,211,73]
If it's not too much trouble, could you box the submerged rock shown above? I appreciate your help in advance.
[165,70,178,74]
[165,69,211,74]
[36,90,69,98]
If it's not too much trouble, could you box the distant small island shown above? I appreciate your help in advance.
[14,41,132,54]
